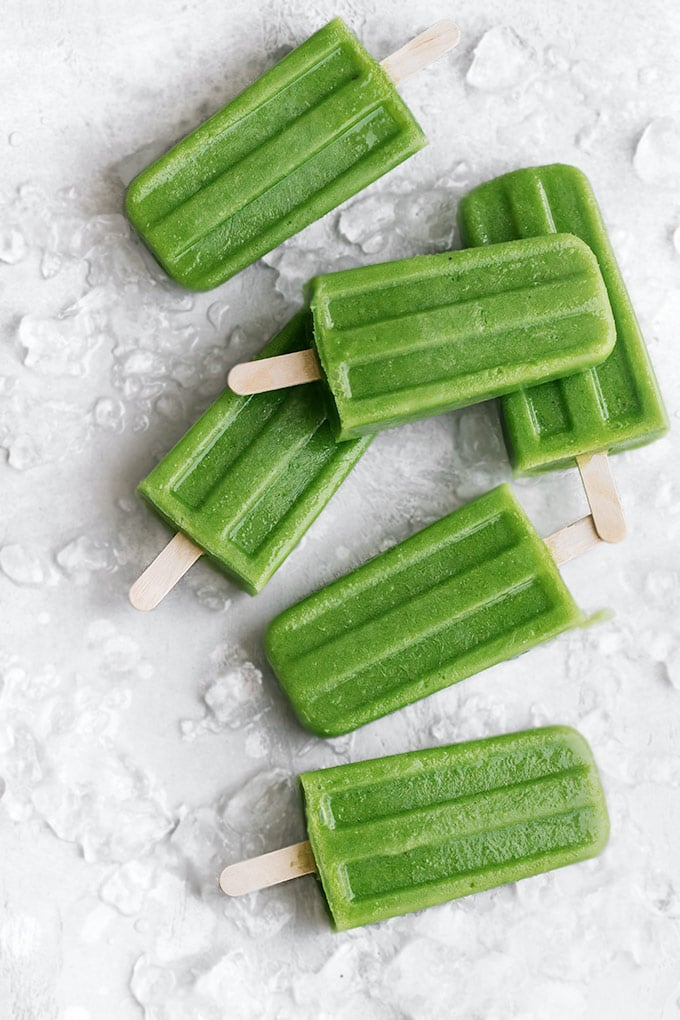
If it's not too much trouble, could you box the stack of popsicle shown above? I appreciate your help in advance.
[128,16,462,609]
[458,163,668,542]
[123,17,669,932]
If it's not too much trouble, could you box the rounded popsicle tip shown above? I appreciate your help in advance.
[128,577,162,612]
[128,533,203,611]
[602,517,627,543]
[380,20,461,86]
[228,349,321,395]
[219,841,316,897]
[227,362,258,395]
[219,864,247,897]
[430,19,461,48]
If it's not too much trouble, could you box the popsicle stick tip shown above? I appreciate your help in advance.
[428,19,462,45]
[228,349,321,395]
[129,532,203,612]
[381,20,461,86]
[219,841,316,896]
[219,865,248,897]
[227,363,256,395]
[128,577,161,612]
[576,453,627,544]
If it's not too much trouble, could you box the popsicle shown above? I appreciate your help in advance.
[229,234,617,441]
[265,484,603,736]
[219,725,610,931]
[458,164,669,542]
[129,312,371,609]
[125,19,461,291]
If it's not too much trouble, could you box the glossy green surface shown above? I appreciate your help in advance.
[138,312,371,595]
[300,725,609,930]
[458,164,669,473]
[125,19,426,290]
[266,485,586,734]
[309,235,616,441]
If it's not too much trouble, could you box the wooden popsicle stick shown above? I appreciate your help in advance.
[219,840,317,896]
[544,514,601,565]
[228,349,321,396]
[576,452,627,544]
[129,532,203,611]
[380,20,461,86]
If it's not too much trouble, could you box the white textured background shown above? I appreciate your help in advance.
[2,1,679,1017]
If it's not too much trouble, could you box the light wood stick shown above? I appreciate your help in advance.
[576,453,626,544]
[228,349,321,395]
[544,514,601,565]
[380,20,461,85]
[219,840,316,896]
[129,532,203,611]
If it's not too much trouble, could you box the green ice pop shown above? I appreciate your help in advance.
[230,234,617,440]
[219,726,610,931]
[265,484,590,735]
[301,725,609,929]
[458,164,669,473]
[125,19,431,291]
[134,312,370,600]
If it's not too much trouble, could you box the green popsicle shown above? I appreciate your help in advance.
[229,234,617,441]
[458,164,669,473]
[125,18,433,291]
[265,484,591,735]
[219,726,610,932]
[132,312,370,604]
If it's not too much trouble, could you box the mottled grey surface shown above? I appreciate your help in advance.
[1,1,679,1017]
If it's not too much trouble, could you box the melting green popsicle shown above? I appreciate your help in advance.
[308,234,616,440]
[458,164,669,473]
[125,18,428,291]
[136,312,370,598]
[265,484,590,735]
[301,725,609,930]
[219,726,609,932]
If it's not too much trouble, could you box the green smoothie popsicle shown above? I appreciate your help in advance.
[126,19,460,291]
[219,725,610,931]
[265,484,594,736]
[130,312,370,608]
[229,234,617,441]
[458,164,669,474]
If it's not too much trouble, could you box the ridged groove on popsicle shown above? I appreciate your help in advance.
[458,163,669,472]
[137,313,371,596]
[266,485,586,735]
[300,726,609,930]
[310,234,616,440]
[126,19,427,290]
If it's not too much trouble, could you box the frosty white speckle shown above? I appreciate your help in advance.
[633,118,680,184]
[466,26,536,93]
